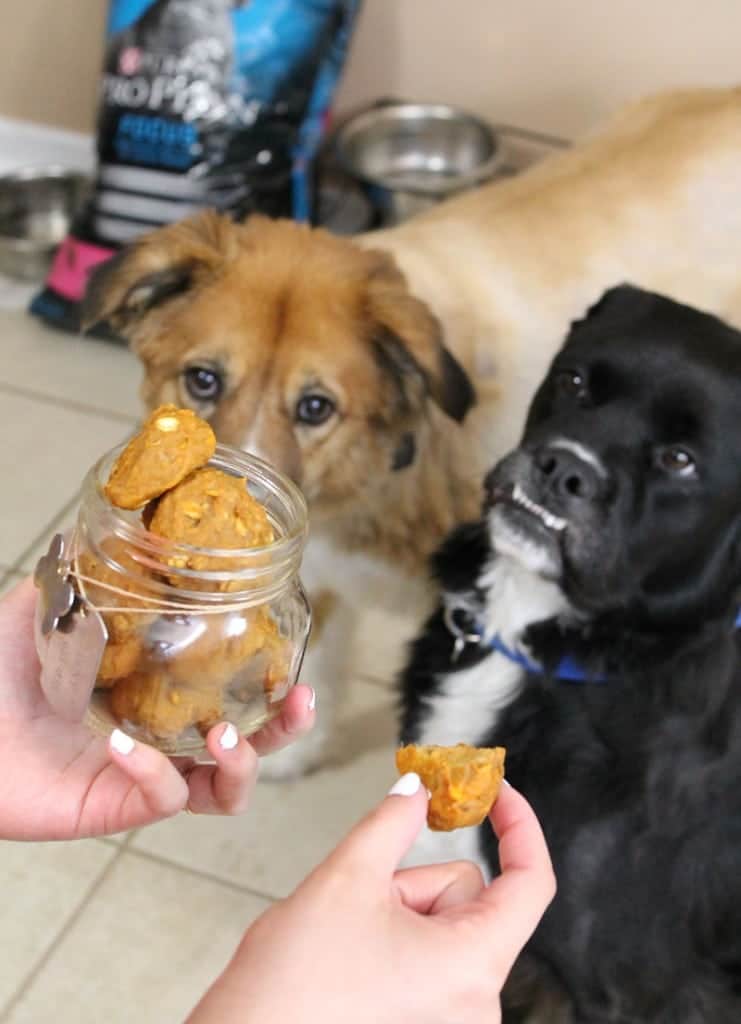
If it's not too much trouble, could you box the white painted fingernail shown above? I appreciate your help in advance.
[388,772,422,797]
[219,723,239,751]
[110,729,135,755]
[307,687,316,712]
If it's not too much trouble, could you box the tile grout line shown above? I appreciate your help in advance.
[493,122,570,147]
[8,492,83,576]
[122,844,280,904]
[0,380,139,426]
[358,674,396,693]
[0,842,129,1023]
[0,837,277,1022]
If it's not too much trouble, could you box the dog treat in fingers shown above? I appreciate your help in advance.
[395,743,506,831]
[104,404,216,509]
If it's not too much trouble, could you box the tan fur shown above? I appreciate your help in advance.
[83,85,741,774]
[86,214,480,569]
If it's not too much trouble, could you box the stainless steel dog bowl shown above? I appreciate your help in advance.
[0,168,91,281]
[334,103,505,224]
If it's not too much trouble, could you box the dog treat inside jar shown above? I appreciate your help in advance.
[34,406,311,756]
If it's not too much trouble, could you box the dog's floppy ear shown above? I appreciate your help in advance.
[576,282,651,329]
[81,210,239,334]
[364,250,475,423]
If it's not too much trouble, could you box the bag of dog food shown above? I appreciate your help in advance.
[31,0,361,335]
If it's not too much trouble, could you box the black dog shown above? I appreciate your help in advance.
[400,285,741,1023]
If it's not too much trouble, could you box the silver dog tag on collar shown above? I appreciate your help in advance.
[443,603,482,664]
[34,533,108,724]
[451,634,467,663]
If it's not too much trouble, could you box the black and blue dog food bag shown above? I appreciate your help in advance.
[31,0,361,334]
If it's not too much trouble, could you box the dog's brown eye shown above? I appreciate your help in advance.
[183,365,223,404]
[295,393,336,426]
[658,446,696,476]
[555,370,587,400]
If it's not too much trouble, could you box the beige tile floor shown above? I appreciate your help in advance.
[0,306,400,1023]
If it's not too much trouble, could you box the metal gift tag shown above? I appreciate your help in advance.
[34,533,108,724]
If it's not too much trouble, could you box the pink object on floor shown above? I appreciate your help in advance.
[46,236,115,303]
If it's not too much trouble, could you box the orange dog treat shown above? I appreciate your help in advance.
[162,606,282,688]
[147,467,274,588]
[395,743,506,831]
[110,671,223,740]
[77,539,155,685]
[97,639,141,687]
[104,404,216,510]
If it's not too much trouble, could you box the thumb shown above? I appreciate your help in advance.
[319,772,429,884]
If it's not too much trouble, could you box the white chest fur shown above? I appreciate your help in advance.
[261,528,433,779]
[418,555,569,746]
[301,530,434,682]
[406,556,569,874]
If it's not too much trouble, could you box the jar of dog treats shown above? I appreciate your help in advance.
[33,425,311,757]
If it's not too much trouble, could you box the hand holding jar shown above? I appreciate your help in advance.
[1,405,314,840]
[0,575,316,840]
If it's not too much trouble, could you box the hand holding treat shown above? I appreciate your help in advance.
[396,743,506,831]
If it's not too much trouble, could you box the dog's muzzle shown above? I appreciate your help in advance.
[485,439,607,521]
[532,440,606,507]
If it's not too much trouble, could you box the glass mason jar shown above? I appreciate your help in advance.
[37,443,311,757]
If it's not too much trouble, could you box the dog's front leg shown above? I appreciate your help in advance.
[259,589,354,780]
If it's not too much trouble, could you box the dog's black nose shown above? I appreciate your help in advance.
[533,444,603,503]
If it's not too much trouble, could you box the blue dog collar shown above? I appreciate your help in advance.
[486,630,604,683]
[444,604,741,685]
[485,631,601,682]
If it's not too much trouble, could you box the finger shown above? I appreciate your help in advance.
[247,685,316,757]
[0,573,36,613]
[108,729,188,820]
[0,576,40,662]
[394,860,485,915]
[488,783,555,891]
[184,722,259,815]
[473,783,556,970]
[318,772,430,884]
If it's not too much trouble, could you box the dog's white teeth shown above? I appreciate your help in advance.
[543,510,567,532]
[510,484,566,532]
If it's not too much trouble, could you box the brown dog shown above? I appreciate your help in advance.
[84,85,741,776]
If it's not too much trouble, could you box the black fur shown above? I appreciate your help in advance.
[391,431,417,471]
[400,285,741,1023]
[399,520,492,743]
[436,343,477,423]
[371,325,476,425]
[82,257,193,332]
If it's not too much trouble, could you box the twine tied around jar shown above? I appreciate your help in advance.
[36,532,269,626]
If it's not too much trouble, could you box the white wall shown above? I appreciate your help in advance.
[335,0,741,138]
[1,1,740,140]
